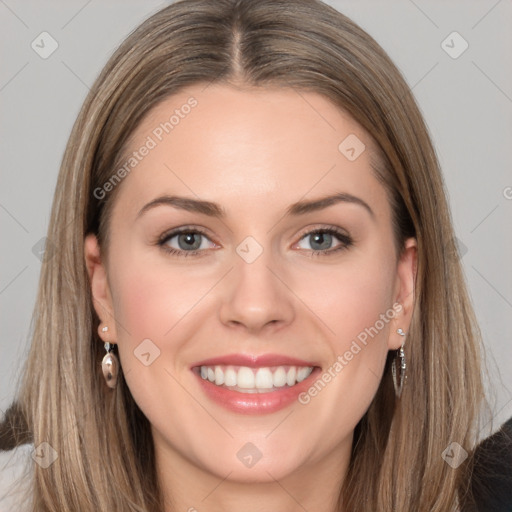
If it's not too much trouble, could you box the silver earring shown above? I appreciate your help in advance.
[392,328,407,398]
[101,325,119,389]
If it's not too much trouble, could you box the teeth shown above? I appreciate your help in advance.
[255,368,273,389]
[214,366,224,386]
[225,367,237,387]
[273,367,287,387]
[297,367,313,382]
[238,367,255,389]
[286,366,297,386]
[198,364,314,391]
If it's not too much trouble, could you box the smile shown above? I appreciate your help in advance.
[191,354,322,414]
[197,364,314,393]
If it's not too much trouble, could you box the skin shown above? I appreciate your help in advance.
[85,83,417,512]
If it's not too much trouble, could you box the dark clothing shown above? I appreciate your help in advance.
[464,416,512,512]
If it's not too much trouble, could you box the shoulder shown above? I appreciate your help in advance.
[0,443,33,512]
[468,416,512,511]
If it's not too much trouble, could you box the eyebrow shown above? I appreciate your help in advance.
[136,192,375,220]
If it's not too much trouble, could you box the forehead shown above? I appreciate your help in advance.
[111,83,387,221]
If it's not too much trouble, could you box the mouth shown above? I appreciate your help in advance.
[190,354,321,414]
[192,364,315,393]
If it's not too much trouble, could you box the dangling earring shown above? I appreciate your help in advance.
[100,326,119,389]
[392,328,407,398]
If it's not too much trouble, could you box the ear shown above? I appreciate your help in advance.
[388,237,417,350]
[84,233,118,341]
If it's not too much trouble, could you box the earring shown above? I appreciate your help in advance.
[100,326,119,389]
[392,328,407,398]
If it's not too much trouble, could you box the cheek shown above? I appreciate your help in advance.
[338,266,395,342]
[338,255,396,368]
[107,259,194,425]
[304,250,396,349]
[106,252,221,399]
[110,255,210,343]
[105,254,179,385]
[297,255,397,433]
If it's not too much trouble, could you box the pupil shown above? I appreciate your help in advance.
[312,233,331,250]
[180,233,200,250]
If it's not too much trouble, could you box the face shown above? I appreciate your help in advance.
[85,83,416,487]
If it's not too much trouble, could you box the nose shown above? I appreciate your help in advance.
[218,246,295,334]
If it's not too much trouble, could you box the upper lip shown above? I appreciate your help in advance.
[191,353,319,369]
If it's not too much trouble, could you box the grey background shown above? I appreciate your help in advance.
[1,0,511,435]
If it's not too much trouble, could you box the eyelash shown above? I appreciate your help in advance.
[156,225,353,258]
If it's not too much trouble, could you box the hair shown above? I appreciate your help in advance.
[0,0,487,510]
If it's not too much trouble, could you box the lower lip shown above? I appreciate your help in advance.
[193,367,322,414]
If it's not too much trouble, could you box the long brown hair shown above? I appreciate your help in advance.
[1,0,486,510]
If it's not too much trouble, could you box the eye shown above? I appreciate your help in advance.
[157,227,216,257]
[296,227,353,256]
[156,226,353,258]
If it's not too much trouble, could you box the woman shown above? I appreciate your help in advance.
[0,0,492,510]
